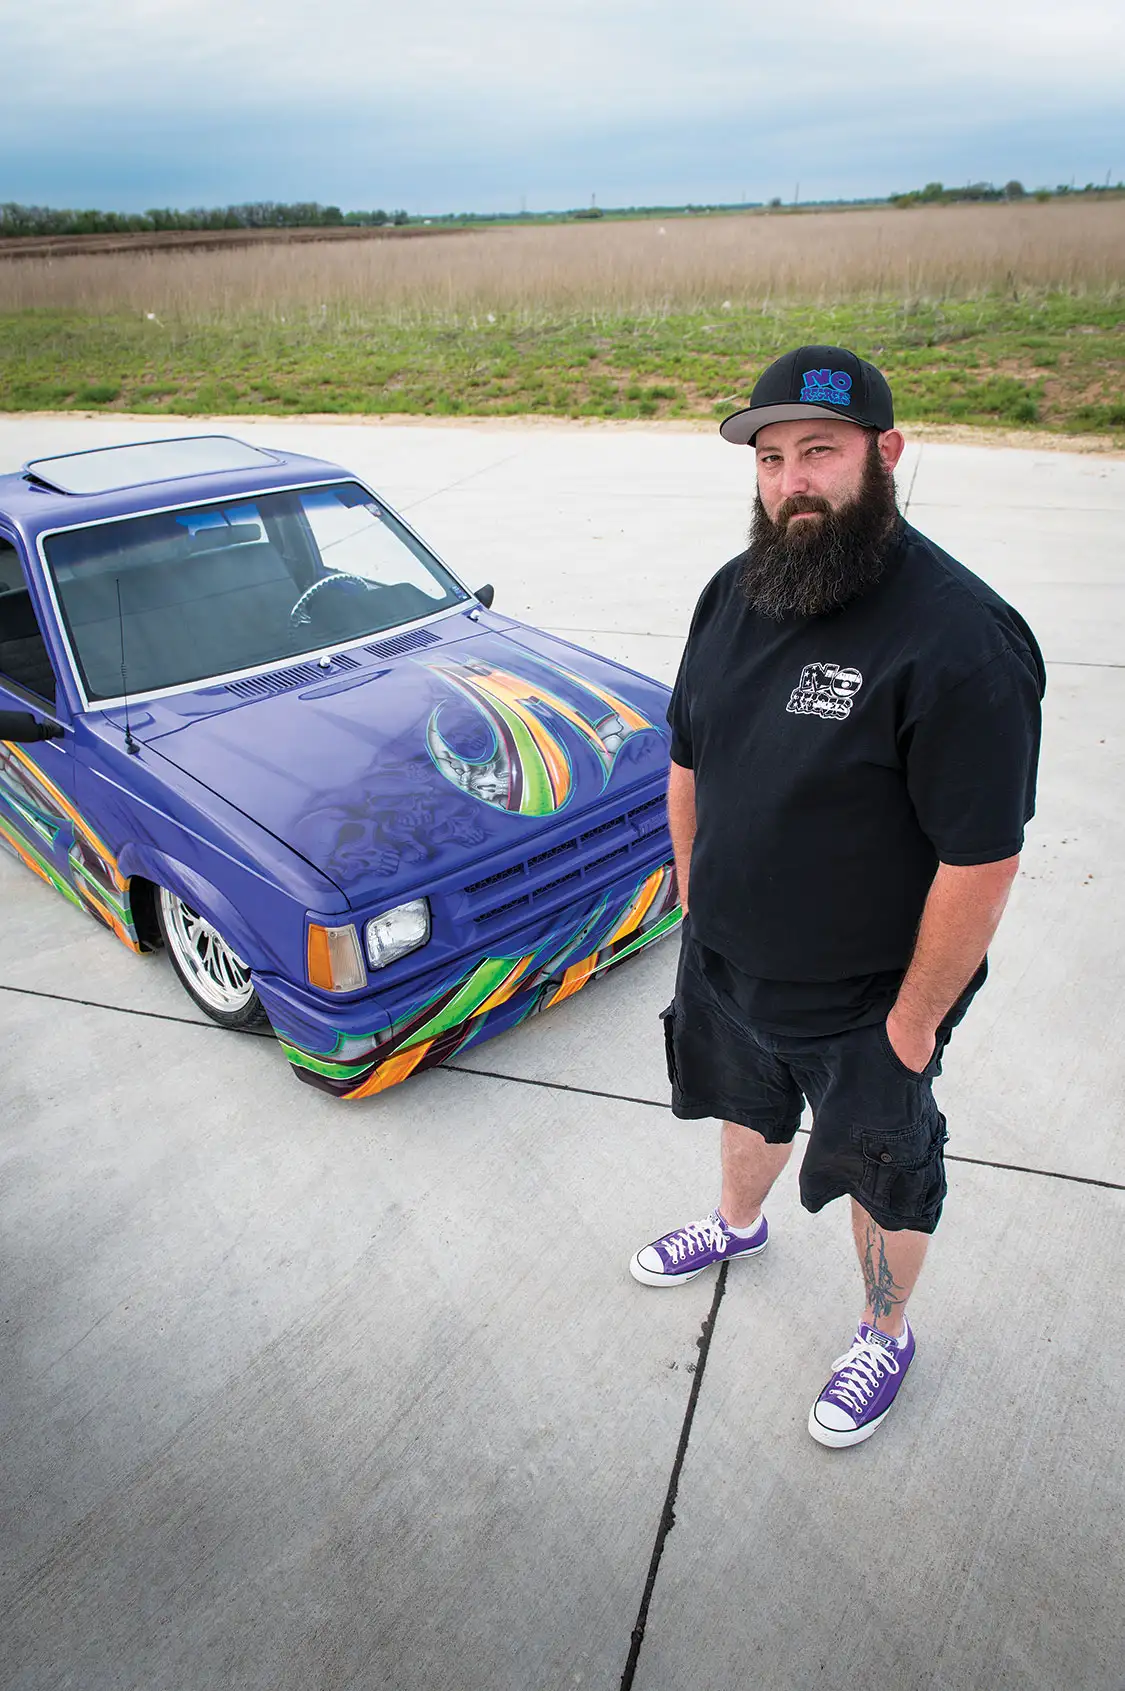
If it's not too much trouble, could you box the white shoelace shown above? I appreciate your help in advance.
[661,1210,729,1265]
[824,1334,901,1414]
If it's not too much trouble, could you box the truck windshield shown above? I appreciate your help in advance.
[43,482,468,701]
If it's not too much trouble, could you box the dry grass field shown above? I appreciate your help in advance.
[1,200,1122,433]
[1,200,1121,317]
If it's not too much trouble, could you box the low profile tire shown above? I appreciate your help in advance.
[156,886,268,1030]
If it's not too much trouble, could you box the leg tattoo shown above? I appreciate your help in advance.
[861,1220,905,1324]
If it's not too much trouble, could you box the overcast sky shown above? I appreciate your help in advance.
[3,0,1122,213]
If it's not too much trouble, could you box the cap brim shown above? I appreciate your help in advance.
[719,402,874,446]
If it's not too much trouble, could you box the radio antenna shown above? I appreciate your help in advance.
[115,576,140,756]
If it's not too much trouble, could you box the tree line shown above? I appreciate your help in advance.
[3,182,1120,238]
[0,202,410,238]
[891,180,1123,206]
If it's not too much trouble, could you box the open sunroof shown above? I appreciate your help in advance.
[25,435,283,496]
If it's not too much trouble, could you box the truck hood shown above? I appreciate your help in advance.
[145,619,672,908]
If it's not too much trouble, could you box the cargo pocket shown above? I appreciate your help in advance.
[855,1112,949,1227]
[659,1002,679,1088]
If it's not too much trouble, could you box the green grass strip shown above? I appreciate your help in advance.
[2,294,1123,436]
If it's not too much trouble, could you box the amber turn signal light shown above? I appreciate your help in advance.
[307,922,366,993]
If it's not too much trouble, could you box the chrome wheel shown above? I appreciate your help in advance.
[158,887,256,1016]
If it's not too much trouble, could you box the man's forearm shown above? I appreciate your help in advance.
[892,855,1021,1034]
[667,761,696,912]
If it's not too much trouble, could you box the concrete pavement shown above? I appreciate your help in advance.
[1,416,1123,1690]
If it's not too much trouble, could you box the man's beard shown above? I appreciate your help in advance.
[740,438,901,620]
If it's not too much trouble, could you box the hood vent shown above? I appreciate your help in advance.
[364,627,441,660]
[226,650,360,700]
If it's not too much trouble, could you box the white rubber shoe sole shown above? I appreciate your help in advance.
[807,1404,891,1448]
[628,1231,768,1288]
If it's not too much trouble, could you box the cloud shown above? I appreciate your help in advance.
[3,0,1123,208]
[16,0,1124,111]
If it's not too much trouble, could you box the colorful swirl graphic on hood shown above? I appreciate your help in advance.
[423,655,656,816]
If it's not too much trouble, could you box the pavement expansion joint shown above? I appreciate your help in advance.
[0,980,274,1037]
[1047,659,1125,669]
[445,1061,669,1112]
[400,450,525,511]
[446,1064,1125,1195]
[619,1260,730,1691]
[901,448,924,512]
[3,986,1121,1192]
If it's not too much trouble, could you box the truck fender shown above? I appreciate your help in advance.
[115,845,271,970]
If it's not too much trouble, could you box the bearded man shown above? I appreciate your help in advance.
[630,345,1045,1448]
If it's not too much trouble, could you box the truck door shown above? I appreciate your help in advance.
[0,529,110,923]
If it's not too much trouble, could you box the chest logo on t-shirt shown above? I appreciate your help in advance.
[786,662,864,721]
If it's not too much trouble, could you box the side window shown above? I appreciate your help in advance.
[0,537,57,708]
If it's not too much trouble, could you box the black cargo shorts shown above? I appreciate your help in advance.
[661,936,960,1235]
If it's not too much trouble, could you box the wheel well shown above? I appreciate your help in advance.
[128,876,162,951]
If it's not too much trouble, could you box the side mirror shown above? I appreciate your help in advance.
[0,711,64,743]
[474,583,495,609]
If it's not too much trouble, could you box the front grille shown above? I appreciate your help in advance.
[576,816,620,845]
[527,838,579,869]
[464,862,524,896]
[628,795,664,821]
[630,796,667,837]
[464,791,670,927]
[484,890,533,920]
[537,866,583,898]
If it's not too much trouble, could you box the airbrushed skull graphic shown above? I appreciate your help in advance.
[424,655,659,815]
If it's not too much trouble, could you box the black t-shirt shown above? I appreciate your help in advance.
[669,519,1045,1034]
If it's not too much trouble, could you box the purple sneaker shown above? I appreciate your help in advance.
[808,1319,916,1448]
[629,1209,768,1287]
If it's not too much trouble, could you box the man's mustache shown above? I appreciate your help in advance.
[775,495,832,524]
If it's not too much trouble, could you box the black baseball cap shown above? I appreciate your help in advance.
[720,345,894,445]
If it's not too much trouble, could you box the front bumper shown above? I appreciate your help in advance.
[259,860,681,1100]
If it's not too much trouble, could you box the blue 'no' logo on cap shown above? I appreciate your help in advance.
[801,368,852,406]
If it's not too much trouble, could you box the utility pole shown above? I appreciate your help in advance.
[794,182,800,206]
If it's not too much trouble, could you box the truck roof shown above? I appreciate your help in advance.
[0,434,351,538]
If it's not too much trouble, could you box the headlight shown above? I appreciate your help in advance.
[307,922,367,993]
[365,899,431,969]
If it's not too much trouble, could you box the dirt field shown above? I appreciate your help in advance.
[0,223,456,264]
